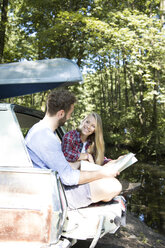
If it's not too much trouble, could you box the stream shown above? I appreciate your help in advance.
[72,161,165,247]
[121,162,165,235]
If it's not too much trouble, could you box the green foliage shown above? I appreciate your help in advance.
[0,0,165,161]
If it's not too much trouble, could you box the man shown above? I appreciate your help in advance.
[25,89,122,209]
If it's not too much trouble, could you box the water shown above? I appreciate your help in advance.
[120,162,165,235]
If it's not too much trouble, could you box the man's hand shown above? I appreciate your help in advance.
[100,165,120,178]
[104,159,118,167]
[105,155,125,167]
[78,165,119,184]
[78,156,120,184]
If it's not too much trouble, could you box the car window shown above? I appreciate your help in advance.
[15,110,65,141]
[15,112,41,137]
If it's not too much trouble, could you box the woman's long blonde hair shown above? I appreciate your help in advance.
[78,113,105,165]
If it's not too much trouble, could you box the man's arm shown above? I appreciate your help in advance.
[26,127,80,186]
[78,162,119,184]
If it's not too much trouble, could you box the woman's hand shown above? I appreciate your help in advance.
[79,153,94,163]
[69,161,81,170]
[87,153,94,163]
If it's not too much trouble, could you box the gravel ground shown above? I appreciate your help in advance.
[73,211,165,248]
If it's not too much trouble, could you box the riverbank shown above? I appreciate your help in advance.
[98,211,165,247]
[73,211,165,248]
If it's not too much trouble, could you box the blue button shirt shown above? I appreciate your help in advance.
[25,120,80,186]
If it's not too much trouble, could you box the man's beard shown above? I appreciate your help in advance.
[58,114,67,127]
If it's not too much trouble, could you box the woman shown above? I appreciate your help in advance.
[62,112,110,167]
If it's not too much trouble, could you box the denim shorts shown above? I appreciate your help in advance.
[63,183,92,210]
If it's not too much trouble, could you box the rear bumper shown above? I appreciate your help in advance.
[0,238,71,248]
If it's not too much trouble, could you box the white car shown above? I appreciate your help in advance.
[0,59,126,248]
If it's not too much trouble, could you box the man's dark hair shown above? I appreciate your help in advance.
[46,89,76,116]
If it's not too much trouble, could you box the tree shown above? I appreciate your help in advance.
[1,0,164,160]
[0,0,9,63]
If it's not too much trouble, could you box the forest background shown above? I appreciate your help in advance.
[0,0,165,163]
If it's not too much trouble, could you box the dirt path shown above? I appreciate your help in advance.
[73,211,165,248]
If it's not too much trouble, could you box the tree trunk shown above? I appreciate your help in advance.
[123,56,129,109]
[128,71,146,129]
[117,52,121,111]
[110,69,114,111]
[0,0,9,63]
[160,0,165,26]
[152,70,159,163]
[139,76,146,133]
